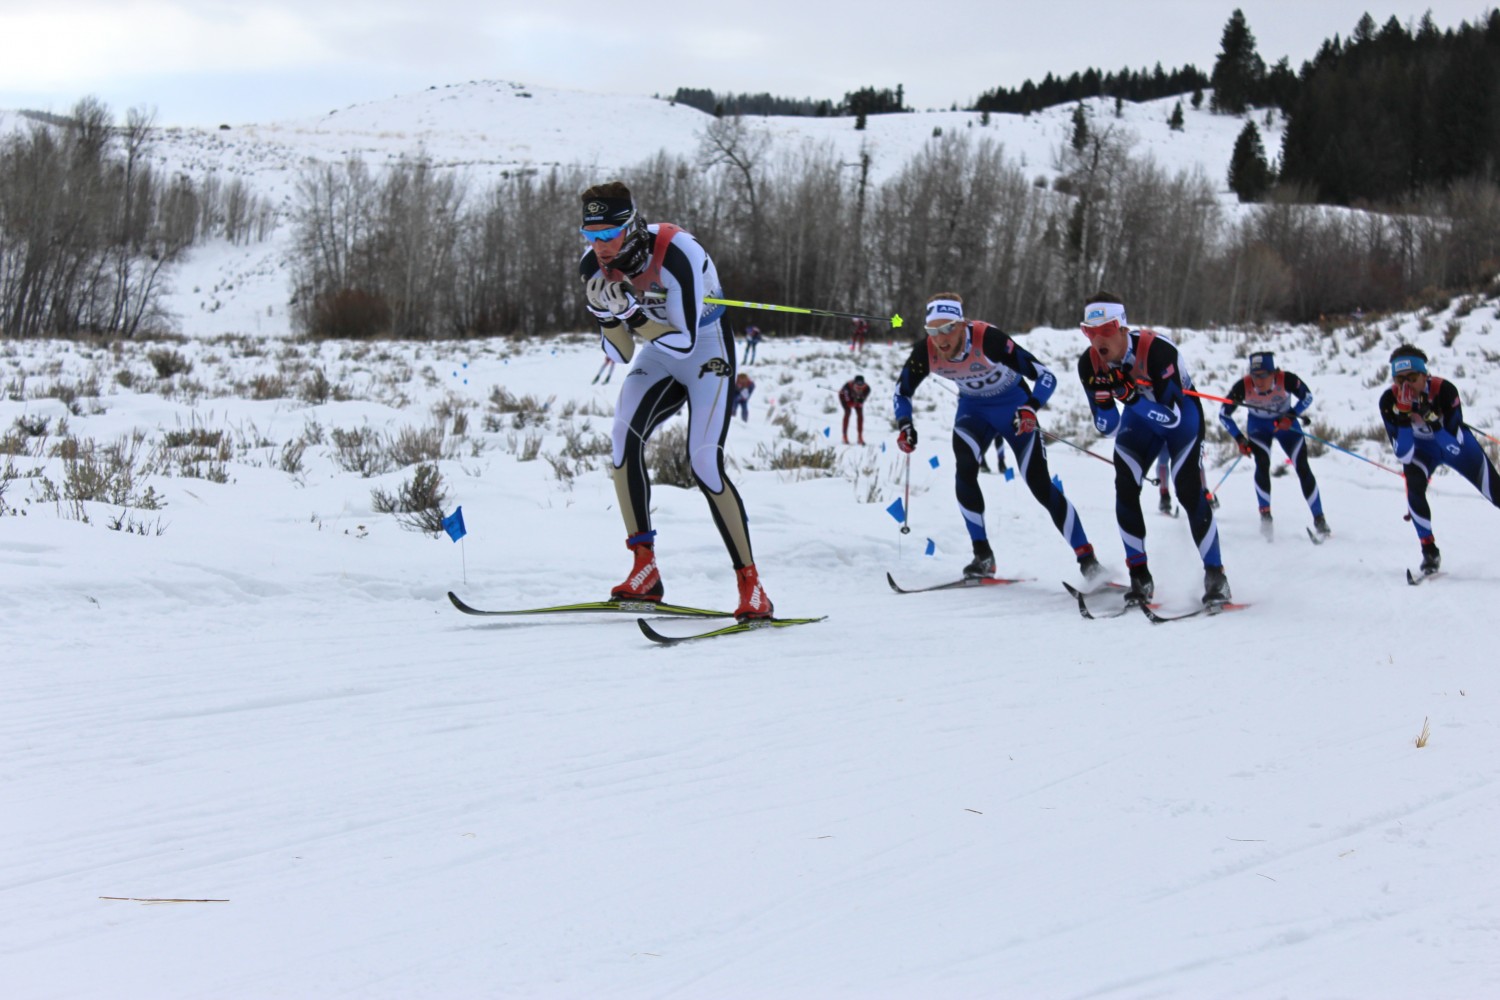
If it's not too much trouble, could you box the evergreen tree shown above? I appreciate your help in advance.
[1070,103,1089,153]
[1169,101,1185,131]
[1211,9,1267,113]
[1227,120,1273,201]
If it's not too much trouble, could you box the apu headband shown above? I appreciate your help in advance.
[925,299,964,327]
[1083,301,1126,328]
[1391,355,1428,377]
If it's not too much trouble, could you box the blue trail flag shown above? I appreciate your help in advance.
[823,427,831,437]
[1052,474,1064,492]
[929,455,940,469]
[1004,467,1015,481]
[925,538,936,556]
[442,506,467,542]
[886,498,906,524]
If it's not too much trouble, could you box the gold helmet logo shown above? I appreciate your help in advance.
[586,201,607,214]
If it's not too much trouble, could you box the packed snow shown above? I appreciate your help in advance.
[3,81,1499,998]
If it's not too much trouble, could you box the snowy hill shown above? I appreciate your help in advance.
[7,80,1255,339]
[3,81,1500,998]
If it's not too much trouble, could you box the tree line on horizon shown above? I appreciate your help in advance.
[2,8,1499,340]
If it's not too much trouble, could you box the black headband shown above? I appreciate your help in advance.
[582,195,634,226]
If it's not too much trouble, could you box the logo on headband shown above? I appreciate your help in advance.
[1085,308,1107,322]
[1391,356,1427,376]
[586,201,607,214]
[931,303,962,318]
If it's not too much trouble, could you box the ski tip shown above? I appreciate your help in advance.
[447,591,479,614]
[886,572,903,593]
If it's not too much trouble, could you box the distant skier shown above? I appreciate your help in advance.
[838,374,871,444]
[579,180,774,619]
[1218,351,1330,540]
[742,324,762,364]
[1379,343,1500,575]
[1075,290,1230,605]
[893,291,1101,581]
[851,317,869,353]
[591,357,616,385]
[733,372,755,423]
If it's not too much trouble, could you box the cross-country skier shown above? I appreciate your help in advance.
[838,374,871,444]
[1074,291,1230,605]
[733,373,755,423]
[1218,350,1330,540]
[579,181,773,619]
[893,291,1102,581]
[1379,343,1500,575]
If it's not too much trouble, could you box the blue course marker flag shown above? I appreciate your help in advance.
[886,498,906,524]
[1052,474,1063,492]
[929,455,940,469]
[924,538,936,556]
[442,506,467,542]
[823,427,831,437]
[1004,467,1015,481]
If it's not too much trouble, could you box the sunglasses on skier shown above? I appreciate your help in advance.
[1081,319,1122,340]
[579,220,632,242]
[925,320,962,335]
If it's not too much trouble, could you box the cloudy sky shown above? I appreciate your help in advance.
[0,1,1490,126]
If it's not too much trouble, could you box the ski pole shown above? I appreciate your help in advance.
[1041,430,1159,485]
[1466,422,1500,447]
[1187,389,1404,477]
[1298,429,1403,476]
[1208,453,1242,499]
[901,452,912,534]
[646,291,902,329]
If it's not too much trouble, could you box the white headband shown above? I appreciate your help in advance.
[1082,301,1126,327]
[925,299,964,326]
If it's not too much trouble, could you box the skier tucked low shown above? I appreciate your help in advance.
[839,375,871,444]
[1074,291,1230,605]
[1218,350,1330,541]
[579,180,773,619]
[893,291,1101,581]
[1378,343,1500,576]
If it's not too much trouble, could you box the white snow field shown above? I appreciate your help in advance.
[3,81,1500,998]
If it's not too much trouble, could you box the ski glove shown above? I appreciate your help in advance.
[1414,397,1444,427]
[1111,369,1141,406]
[1273,415,1297,432]
[1392,380,1417,414]
[1236,438,1253,456]
[897,419,917,453]
[602,281,645,326]
[1012,406,1039,436]
[1086,372,1118,407]
[584,274,618,326]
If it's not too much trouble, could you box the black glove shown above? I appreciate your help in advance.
[897,419,917,453]
[1112,368,1140,406]
[1087,372,1118,407]
[1414,397,1443,427]
[1235,437,1253,456]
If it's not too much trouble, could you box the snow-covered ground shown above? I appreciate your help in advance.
[4,301,1500,997]
[4,81,1500,997]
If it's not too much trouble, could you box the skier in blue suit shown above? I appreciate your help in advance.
[893,290,1101,582]
[1074,291,1230,605]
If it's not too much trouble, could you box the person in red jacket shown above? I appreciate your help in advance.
[838,375,871,443]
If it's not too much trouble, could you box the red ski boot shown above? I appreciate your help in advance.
[611,535,663,602]
[733,564,774,620]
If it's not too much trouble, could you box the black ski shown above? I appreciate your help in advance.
[1307,527,1331,546]
[1140,600,1251,623]
[887,572,1030,594]
[1063,581,1146,620]
[637,615,827,645]
[448,591,731,618]
[1406,568,1443,586]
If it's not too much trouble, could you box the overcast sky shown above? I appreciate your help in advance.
[0,1,1491,127]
